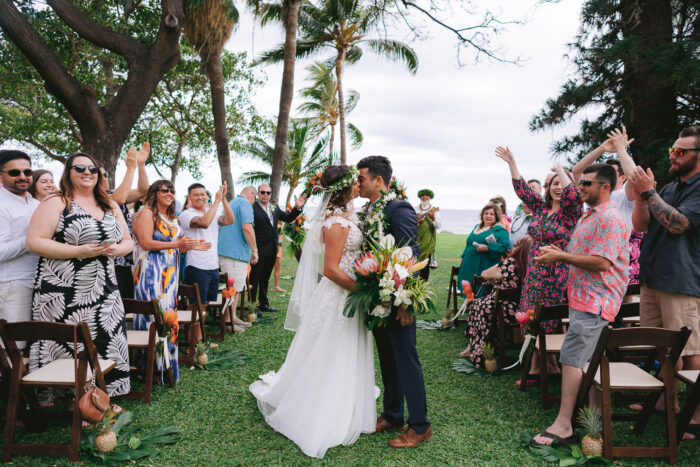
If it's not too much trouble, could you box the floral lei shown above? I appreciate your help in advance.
[359,189,396,247]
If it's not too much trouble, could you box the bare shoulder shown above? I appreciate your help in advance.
[38,194,66,211]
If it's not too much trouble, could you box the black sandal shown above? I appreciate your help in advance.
[532,429,578,446]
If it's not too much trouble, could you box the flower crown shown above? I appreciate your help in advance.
[325,166,358,193]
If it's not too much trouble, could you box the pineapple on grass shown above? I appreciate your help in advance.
[94,410,117,453]
[577,406,603,457]
[482,343,498,373]
[196,341,209,366]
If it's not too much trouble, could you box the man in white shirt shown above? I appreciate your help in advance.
[0,150,40,341]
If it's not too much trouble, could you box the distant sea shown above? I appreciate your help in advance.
[437,209,482,235]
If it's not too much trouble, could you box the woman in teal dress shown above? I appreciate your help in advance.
[458,204,510,295]
[132,180,202,382]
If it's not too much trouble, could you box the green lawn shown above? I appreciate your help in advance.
[5,233,699,465]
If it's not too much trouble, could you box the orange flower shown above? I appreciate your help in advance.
[162,309,179,343]
[295,226,300,232]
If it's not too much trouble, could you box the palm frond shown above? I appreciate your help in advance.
[257,3,282,25]
[347,122,363,149]
[238,170,271,185]
[346,45,363,64]
[254,43,287,64]
[344,89,360,114]
[242,137,274,163]
[365,39,418,74]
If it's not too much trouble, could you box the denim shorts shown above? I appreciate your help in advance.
[559,308,609,369]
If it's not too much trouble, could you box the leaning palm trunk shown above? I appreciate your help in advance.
[328,123,335,162]
[335,48,347,165]
[270,0,302,204]
[206,52,235,197]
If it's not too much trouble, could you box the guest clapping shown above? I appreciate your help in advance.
[457,204,509,295]
[26,152,134,399]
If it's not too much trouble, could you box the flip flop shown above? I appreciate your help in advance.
[532,429,578,446]
[515,378,537,387]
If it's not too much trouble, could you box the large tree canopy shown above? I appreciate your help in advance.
[531,0,699,185]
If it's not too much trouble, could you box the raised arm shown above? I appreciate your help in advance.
[629,166,692,235]
[607,127,637,200]
[571,138,617,182]
[190,186,224,228]
[218,183,235,226]
[128,142,150,203]
[110,148,137,205]
[277,193,308,223]
[494,146,522,180]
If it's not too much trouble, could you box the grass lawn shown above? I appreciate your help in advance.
[5,233,699,465]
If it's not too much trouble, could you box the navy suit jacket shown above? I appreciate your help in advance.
[384,199,420,259]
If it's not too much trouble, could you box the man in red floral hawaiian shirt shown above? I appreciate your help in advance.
[531,163,629,446]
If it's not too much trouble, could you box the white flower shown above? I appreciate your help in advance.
[385,193,397,202]
[379,234,396,250]
[394,264,410,280]
[393,247,413,264]
[370,304,391,318]
[379,287,393,301]
[393,286,412,307]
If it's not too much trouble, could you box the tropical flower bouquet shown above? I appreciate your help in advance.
[283,203,307,261]
[388,176,407,200]
[442,280,475,326]
[343,235,436,330]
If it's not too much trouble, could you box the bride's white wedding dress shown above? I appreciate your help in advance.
[249,212,375,458]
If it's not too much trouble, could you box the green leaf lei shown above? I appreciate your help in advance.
[358,189,396,247]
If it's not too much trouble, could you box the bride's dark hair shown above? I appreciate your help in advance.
[321,165,354,211]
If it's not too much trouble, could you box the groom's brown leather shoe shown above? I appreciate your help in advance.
[389,426,432,448]
[375,415,404,433]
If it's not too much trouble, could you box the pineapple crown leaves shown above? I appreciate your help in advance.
[195,341,209,355]
[482,343,495,360]
[94,410,117,435]
[577,406,602,438]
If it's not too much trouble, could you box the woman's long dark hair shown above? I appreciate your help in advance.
[60,153,112,213]
[508,236,532,279]
[321,165,354,212]
[144,180,177,223]
[28,169,52,199]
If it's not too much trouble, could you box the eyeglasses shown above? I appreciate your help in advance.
[259,190,271,195]
[2,169,33,177]
[669,147,700,157]
[159,187,175,194]
[578,180,605,187]
[71,164,100,174]
[101,171,109,178]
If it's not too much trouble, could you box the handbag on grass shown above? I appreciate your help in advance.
[72,326,110,424]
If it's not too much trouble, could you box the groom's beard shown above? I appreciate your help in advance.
[420,201,431,211]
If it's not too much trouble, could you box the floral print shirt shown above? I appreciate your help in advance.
[567,201,629,321]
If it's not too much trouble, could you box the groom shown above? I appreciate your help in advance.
[357,156,432,448]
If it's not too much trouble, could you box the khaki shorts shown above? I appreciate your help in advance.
[218,257,249,293]
[640,285,700,356]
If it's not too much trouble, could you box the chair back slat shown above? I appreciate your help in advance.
[536,302,570,321]
[606,326,691,358]
[0,320,85,343]
[495,286,521,302]
[123,298,163,331]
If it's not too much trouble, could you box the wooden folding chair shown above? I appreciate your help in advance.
[237,276,255,320]
[518,302,568,409]
[493,286,521,367]
[177,284,207,365]
[676,369,700,443]
[123,298,175,403]
[576,326,691,465]
[446,266,460,318]
[206,291,236,341]
[0,320,115,462]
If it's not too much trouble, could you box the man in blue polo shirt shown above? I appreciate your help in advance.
[219,186,259,318]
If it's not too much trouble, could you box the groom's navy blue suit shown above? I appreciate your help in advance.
[373,199,430,434]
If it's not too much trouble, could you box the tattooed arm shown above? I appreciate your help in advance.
[647,194,691,235]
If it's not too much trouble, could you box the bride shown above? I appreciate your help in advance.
[249,165,375,458]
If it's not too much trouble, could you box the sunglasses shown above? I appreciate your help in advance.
[2,168,33,177]
[259,191,271,195]
[669,147,700,157]
[159,187,175,194]
[578,179,605,187]
[72,164,100,174]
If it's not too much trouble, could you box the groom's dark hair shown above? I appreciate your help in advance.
[357,155,392,187]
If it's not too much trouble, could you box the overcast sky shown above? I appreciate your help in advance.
[24,0,590,212]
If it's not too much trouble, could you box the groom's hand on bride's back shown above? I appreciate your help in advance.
[396,307,415,327]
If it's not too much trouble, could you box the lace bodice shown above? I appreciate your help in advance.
[322,212,364,276]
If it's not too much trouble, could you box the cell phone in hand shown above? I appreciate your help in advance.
[100,240,116,247]
[485,234,496,244]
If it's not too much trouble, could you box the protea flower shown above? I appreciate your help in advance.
[355,253,379,276]
[226,275,235,288]
[515,312,530,325]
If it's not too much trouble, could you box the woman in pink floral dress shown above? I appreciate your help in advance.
[494,147,583,335]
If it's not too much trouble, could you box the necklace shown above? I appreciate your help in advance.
[358,190,396,246]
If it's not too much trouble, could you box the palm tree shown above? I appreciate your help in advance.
[240,118,329,205]
[258,0,417,164]
[297,61,362,161]
[183,0,238,199]
[254,0,307,205]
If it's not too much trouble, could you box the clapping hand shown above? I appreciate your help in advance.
[535,245,564,265]
[215,182,227,203]
[607,126,635,154]
[494,146,515,164]
[629,166,656,194]
[125,147,138,169]
[135,142,150,165]
[193,240,212,251]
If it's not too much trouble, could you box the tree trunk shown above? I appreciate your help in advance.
[619,0,676,185]
[335,48,347,165]
[269,0,302,204]
[171,140,185,183]
[205,51,235,200]
[82,134,120,190]
[328,123,335,162]
[285,184,297,207]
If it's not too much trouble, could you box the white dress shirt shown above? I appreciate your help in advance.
[0,188,40,288]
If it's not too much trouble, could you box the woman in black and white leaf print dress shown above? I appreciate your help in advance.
[27,153,134,400]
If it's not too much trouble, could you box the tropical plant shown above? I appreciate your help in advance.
[240,118,330,206]
[183,0,239,199]
[258,0,417,164]
[297,61,362,160]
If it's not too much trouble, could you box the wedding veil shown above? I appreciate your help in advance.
[284,192,331,331]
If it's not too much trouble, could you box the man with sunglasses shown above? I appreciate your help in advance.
[629,125,700,438]
[250,184,307,313]
[0,150,40,338]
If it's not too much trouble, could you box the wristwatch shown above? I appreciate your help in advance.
[640,189,657,201]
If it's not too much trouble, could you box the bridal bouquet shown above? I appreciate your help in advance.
[343,235,436,330]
